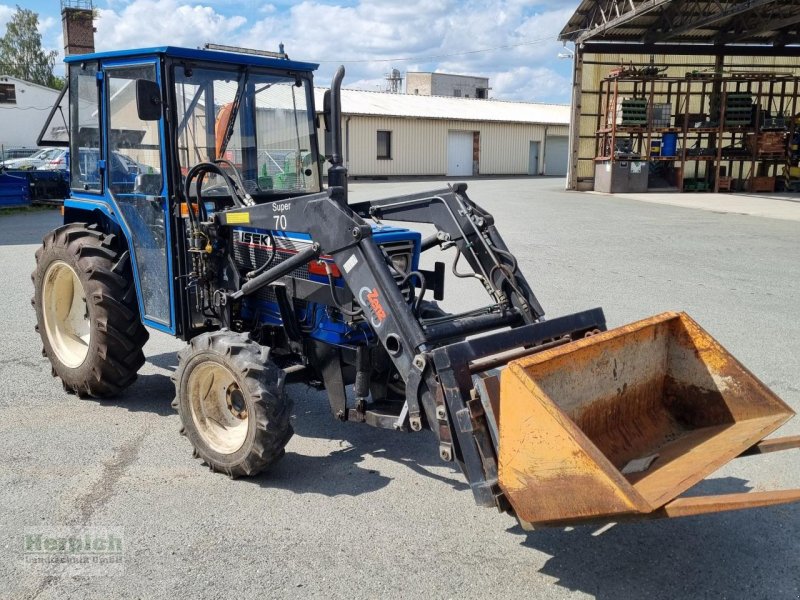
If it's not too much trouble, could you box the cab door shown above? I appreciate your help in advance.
[103,60,175,331]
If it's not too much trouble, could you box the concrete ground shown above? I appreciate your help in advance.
[594,189,800,222]
[1,178,799,599]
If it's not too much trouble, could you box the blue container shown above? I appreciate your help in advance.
[0,171,31,207]
[662,133,678,157]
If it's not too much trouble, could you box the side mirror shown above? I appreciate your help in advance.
[135,79,161,121]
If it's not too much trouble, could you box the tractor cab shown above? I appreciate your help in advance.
[41,46,324,335]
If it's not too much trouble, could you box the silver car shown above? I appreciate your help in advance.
[1,147,63,170]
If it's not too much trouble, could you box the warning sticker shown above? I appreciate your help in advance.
[226,212,250,224]
[343,254,358,273]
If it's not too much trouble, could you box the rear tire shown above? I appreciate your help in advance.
[32,223,149,397]
[173,331,293,478]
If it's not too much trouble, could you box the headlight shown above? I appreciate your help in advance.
[390,253,410,274]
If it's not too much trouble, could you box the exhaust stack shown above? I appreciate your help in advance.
[324,65,348,203]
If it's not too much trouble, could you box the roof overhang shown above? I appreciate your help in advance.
[560,0,800,48]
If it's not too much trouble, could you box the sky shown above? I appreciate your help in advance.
[1,0,578,103]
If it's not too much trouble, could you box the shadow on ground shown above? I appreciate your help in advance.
[260,395,468,497]
[92,358,800,599]
[99,351,466,498]
[515,477,800,599]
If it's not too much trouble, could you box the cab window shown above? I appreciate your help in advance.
[69,62,102,192]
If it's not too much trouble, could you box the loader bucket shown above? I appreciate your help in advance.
[495,311,800,527]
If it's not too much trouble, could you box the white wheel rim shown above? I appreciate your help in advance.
[188,362,249,454]
[42,260,91,369]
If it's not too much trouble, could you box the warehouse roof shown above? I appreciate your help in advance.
[560,0,800,46]
[314,88,570,126]
[0,75,63,95]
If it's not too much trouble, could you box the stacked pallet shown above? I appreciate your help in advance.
[608,98,648,126]
[746,132,787,157]
[725,93,753,127]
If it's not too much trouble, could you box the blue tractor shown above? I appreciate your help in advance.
[33,46,800,527]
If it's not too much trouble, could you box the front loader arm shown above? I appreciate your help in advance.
[351,183,545,323]
[218,186,606,512]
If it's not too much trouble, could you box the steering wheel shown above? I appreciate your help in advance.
[184,161,251,215]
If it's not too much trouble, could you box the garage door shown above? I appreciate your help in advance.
[447,131,473,176]
[544,136,569,176]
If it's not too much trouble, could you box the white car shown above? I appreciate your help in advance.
[1,147,63,170]
[37,150,150,175]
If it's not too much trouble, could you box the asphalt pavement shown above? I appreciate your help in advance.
[1,178,799,599]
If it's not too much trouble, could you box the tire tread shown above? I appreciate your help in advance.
[32,223,148,398]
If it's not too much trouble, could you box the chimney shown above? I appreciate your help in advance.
[61,1,96,56]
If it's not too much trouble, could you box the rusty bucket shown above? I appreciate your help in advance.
[495,312,800,527]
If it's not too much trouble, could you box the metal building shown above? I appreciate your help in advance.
[0,76,62,150]
[406,72,490,99]
[317,88,570,178]
[559,0,800,192]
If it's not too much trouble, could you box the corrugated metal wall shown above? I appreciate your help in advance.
[329,116,568,176]
[572,51,800,189]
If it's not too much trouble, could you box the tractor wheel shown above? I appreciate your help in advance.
[32,223,149,397]
[173,331,293,478]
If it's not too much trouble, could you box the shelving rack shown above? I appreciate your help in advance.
[595,73,800,193]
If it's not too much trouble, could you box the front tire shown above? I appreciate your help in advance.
[32,223,149,397]
[173,331,293,478]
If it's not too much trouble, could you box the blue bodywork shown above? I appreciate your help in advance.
[63,45,319,72]
[234,224,421,345]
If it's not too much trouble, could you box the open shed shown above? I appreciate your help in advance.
[560,0,800,193]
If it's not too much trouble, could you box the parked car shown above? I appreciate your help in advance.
[37,148,68,171]
[1,147,63,170]
[39,149,151,175]
[0,147,39,162]
[36,148,141,190]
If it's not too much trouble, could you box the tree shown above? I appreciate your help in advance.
[0,6,61,89]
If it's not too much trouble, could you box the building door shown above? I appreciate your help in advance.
[528,141,540,175]
[544,136,569,176]
[447,130,473,176]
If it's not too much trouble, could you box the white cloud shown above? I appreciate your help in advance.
[89,0,576,102]
[95,1,246,51]
[37,15,56,36]
[492,66,571,103]
[0,4,14,31]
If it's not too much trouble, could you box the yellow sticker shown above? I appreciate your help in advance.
[226,212,250,224]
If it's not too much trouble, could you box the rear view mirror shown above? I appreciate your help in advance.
[135,79,161,121]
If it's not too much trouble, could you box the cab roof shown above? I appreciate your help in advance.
[63,46,319,72]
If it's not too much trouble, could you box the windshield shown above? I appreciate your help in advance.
[173,65,320,196]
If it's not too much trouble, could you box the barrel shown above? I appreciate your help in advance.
[662,133,678,157]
